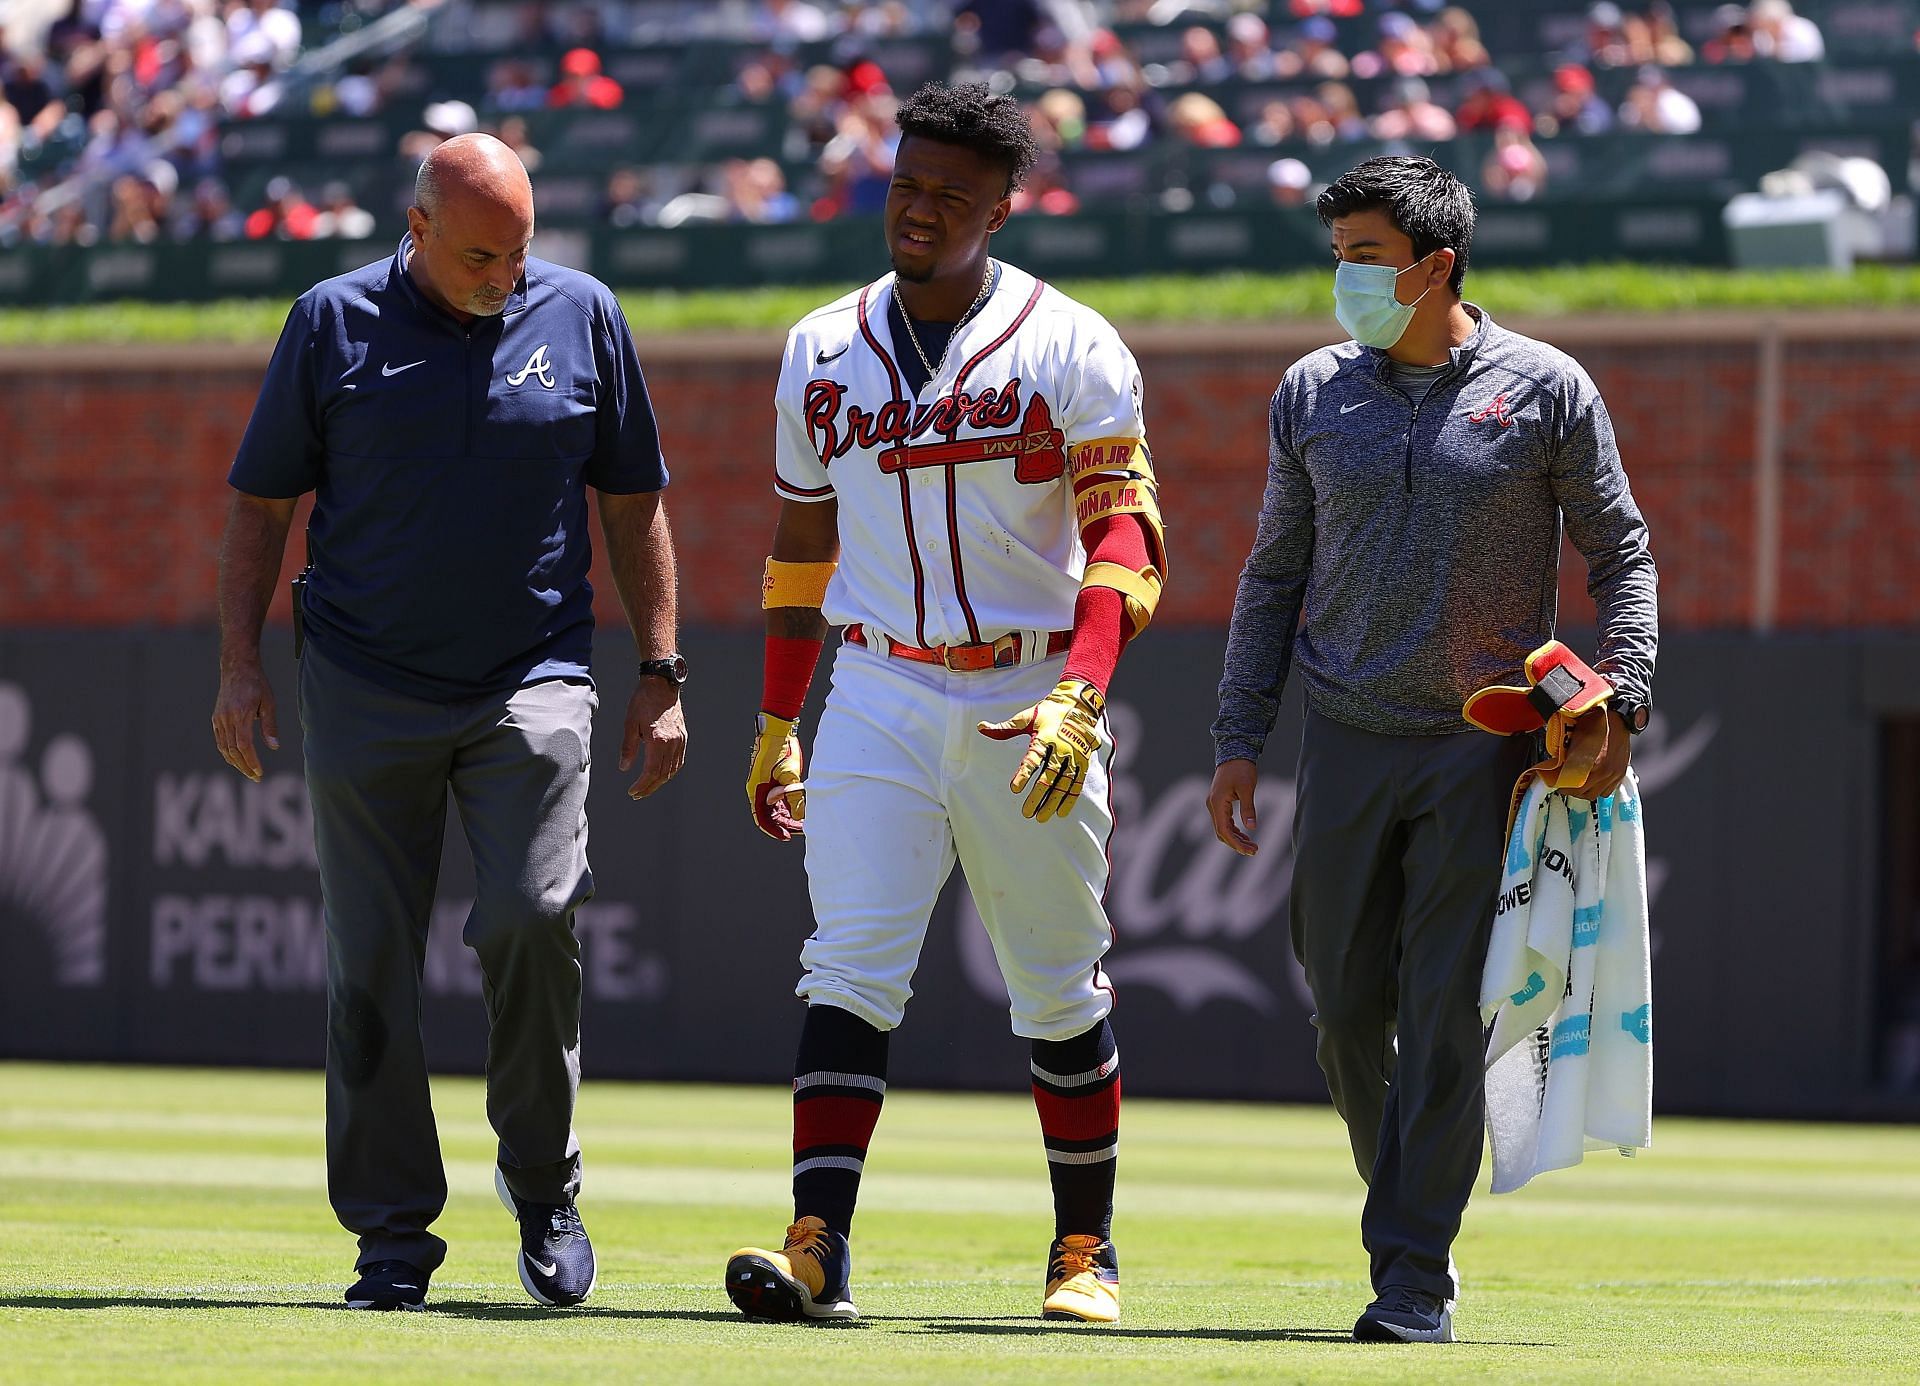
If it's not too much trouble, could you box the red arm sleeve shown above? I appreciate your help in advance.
[1062,512,1153,695]
[762,635,824,721]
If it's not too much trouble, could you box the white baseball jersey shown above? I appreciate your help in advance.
[773,261,1148,647]
[772,261,1147,1040]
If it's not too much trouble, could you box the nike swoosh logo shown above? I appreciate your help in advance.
[391,1284,418,1290]
[816,343,849,365]
[382,360,426,377]
[1340,401,1369,414]
[530,1259,557,1277]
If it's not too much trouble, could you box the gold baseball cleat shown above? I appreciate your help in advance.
[1042,1234,1120,1323]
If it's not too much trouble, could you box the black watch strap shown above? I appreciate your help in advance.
[638,653,688,686]
[1613,697,1650,735]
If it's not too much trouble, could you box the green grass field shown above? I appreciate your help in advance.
[6,264,1920,345]
[1,1064,1915,1384]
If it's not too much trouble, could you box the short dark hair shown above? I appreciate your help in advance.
[1317,155,1475,295]
[894,81,1038,195]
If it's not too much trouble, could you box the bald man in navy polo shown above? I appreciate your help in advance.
[211,135,688,1312]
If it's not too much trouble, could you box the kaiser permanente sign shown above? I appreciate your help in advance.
[0,627,1893,1119]
[149,770,660,1003]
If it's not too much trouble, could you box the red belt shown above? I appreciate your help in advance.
[845,623,1071,672]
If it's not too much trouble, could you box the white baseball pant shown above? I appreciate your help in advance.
[797,637,1117,1040]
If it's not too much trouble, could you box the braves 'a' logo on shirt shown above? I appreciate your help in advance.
[804,375,1065,484]
[1468,390,1518,427]
[507,344,556,389]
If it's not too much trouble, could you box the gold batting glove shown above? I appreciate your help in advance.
[976,677,1105,823]
[746,713,805,841]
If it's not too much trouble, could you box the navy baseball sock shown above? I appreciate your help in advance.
[791,1004,890,1238]
[1031,1019,1119,1241]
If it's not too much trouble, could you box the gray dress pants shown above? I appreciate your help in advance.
[299,644,595,1273]
[1290,709,1532,1300]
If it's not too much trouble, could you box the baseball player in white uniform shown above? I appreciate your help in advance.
[722,83,1166,1326]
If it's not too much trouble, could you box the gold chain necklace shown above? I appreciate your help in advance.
[897,264,997,383]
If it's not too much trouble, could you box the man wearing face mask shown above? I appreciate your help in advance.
[1205,156,1658,1343]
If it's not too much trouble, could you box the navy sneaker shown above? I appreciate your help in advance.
[1353,1286,1456,1343]
[495,1166,597,1307]
[344,1259,428,1311]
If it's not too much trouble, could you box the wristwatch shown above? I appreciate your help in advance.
[637,653,689,686]
[1612,696,1650,735]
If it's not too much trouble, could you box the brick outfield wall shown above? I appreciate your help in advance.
[2,314,1917,634]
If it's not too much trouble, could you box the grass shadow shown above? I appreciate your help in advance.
[861,1314,1040,1323]
[0,1296,344,1312]
[0,1296,741,1325]
[1,1298,1554,1345]
[914,1322,1554,1347]
[428,1302,745,1324]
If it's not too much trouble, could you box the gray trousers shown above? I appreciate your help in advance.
[299,645,596,1273]
[1290,709,1531,1300]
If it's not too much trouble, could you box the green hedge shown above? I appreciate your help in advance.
[4,264,1919,346]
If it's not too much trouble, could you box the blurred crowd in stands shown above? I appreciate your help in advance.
[0,0,394,245]
[0,0,1883,248]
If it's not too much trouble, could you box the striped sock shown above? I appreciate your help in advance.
[1030,1019,1120,1241]
[791,1004,889,1237]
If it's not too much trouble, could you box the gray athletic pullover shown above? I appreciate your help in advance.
[1212,305,1658,759]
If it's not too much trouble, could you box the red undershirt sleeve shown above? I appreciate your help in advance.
[761,634,824,721]
[1062,512,1153,695]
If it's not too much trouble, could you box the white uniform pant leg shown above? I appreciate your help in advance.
[797,643,957,1031]
[950,656,1118,1042]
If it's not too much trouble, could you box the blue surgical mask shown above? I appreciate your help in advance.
[1332,254,1437,348]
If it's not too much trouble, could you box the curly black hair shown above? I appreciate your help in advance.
[894,81,1038,195]
[1317,155,1476,295]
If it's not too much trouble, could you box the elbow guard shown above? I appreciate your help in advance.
[1071,438,1168,634]
[762,557,838,610]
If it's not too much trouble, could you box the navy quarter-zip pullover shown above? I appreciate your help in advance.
[1213,305,1657,753]
[228,237,667,702]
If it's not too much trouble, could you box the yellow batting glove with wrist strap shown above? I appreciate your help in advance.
[976,677,1105,823]
[746,713,805,841]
